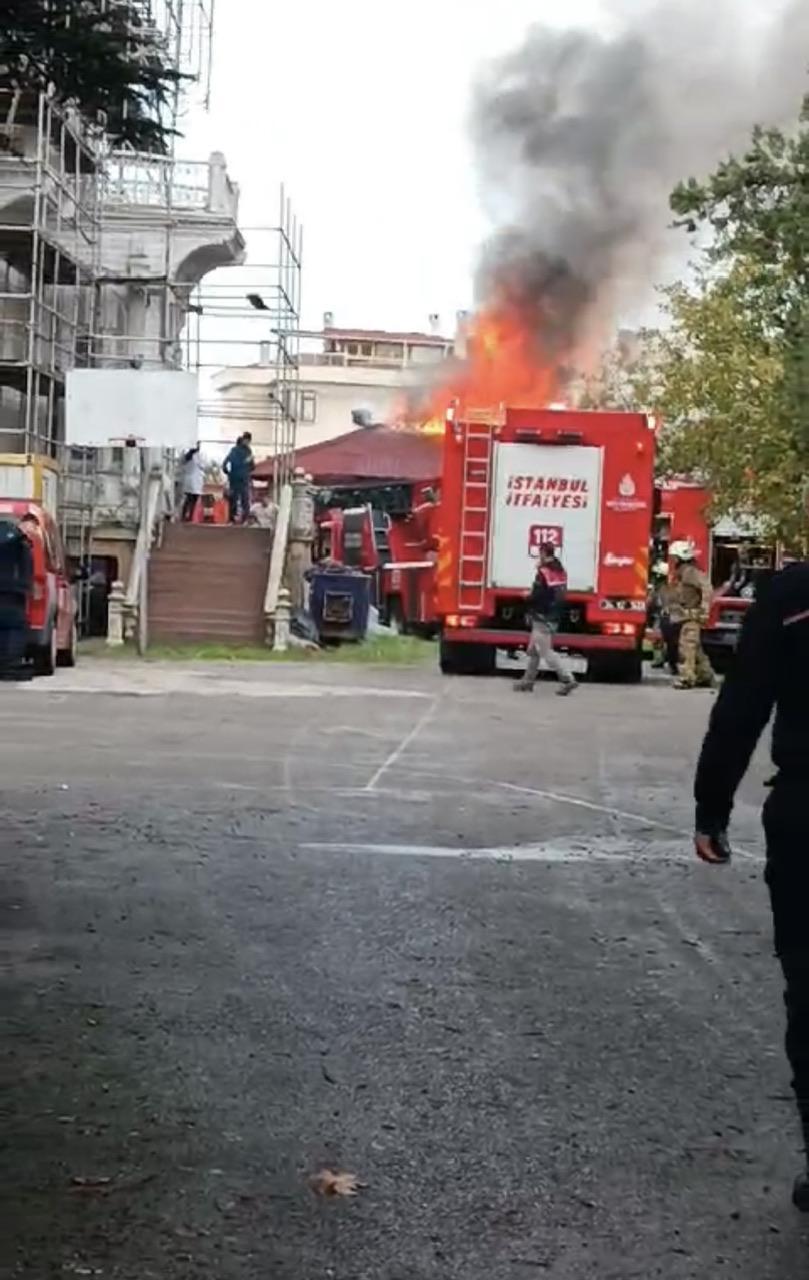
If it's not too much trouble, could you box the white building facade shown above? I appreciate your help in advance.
[210,323,456,456]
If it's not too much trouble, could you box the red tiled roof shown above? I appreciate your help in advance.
[253,425,443,484]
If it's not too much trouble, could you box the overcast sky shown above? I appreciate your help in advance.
[183,0,607,335]
[182,0,799,338]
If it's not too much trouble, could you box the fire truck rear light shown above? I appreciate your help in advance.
[446,614,460,628]
[32,582,44,601]
[460,615,477,628]
[603,622,638,636]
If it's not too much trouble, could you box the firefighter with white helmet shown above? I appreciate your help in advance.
[666,540,715,689]
[649,558,678,673]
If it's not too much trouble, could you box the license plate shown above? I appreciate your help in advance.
[496,650,525,672]
[496,650,588,675]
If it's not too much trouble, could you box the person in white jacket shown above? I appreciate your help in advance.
[180,444,205,522]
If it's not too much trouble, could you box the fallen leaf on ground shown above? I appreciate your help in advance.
[70,1177,112,1194]
[309,1169,365,1198]
[69,1173,156,1197]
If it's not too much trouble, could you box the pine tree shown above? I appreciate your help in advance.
[0,0,186,152]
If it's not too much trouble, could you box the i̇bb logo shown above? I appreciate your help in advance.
[528,525,563,558]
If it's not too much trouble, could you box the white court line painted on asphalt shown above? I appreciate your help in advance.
[499,781,760,861]
[500,781,689,837]
[301,839,685,864]
[14,676,428,701]
[364,698,440,792]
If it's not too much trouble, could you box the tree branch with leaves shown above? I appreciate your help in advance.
[0,0,186,152]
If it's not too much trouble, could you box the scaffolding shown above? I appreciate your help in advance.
[0,91,103,459]
[140,0,217,113]
[185,189,304,497]
[0,2,301,642]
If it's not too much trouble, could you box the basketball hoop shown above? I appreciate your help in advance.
[106,435,147,449]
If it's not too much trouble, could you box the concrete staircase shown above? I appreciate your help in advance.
[148,524,273,646]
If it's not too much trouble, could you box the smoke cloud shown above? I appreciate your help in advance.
[471,0,809,368]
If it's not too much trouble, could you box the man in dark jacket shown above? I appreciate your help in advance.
[514,542,577,695]
[222,432,254,524]
[0,522,33,678]
[693,554,809,1210]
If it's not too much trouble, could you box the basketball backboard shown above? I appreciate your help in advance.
[65,370,198,449]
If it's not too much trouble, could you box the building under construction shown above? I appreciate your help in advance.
[0,0,302,622]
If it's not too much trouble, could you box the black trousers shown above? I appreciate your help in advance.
[763,781,809,1153]
[181,492,200,522]
[660,616,681,674]
[0,605,28,677]
[228,481,250,523]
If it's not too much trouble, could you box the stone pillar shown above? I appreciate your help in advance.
[106,580,126,647]
[208,151,227,213]
[273,587,291,652]
[286,469,315,612]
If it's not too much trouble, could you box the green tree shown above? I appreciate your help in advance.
[637,262,804,540]
[1,0,184,152]
[666,93,809,512]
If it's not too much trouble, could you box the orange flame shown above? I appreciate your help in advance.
[411,305,560,433]
[391,303,563,436]
[438,305,560,414]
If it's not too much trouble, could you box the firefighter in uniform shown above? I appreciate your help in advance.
[514,542,577,696]
[666,540,714,689]
[693,545,809,1210]
[649,559,678,673]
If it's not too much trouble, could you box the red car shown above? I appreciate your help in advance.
[0,500,78,674]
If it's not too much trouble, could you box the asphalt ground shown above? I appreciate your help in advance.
[2,659,807,1278]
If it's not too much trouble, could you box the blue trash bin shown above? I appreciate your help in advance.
[309,566,371,642]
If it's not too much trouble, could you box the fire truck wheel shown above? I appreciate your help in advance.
[589,650,643,684]
[440,640,496,676]
[386,599,406,635]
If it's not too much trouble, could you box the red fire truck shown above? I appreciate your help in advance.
[434,405,656,680]
[654,478,776,670]
[314,485,439,635]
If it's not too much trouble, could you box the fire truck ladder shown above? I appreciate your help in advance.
[458,421,493,612]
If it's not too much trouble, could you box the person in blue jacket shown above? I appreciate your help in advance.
[222,432,254,524]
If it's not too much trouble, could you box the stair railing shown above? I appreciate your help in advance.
[263,482,292,647]
[124,455,169,652]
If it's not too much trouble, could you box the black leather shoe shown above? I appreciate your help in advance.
[792,1172,809,1212]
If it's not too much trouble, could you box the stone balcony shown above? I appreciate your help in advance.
[99,149,245,286]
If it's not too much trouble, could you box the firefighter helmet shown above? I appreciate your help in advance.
[669,540,696,562]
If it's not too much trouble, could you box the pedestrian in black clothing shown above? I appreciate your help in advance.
[693,551,809,1210]
[223,432,254,524]
[0,522,33,679]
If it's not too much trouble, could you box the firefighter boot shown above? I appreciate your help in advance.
[793,1117,809,1211]
[556,679,578,697]
[513,679,534,693]
[793,1173,809,1211]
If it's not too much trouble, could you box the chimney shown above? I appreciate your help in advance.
[323,310,334,329]
[428,312,441,335]
[258,340,271,365]
[454,310,470,359]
